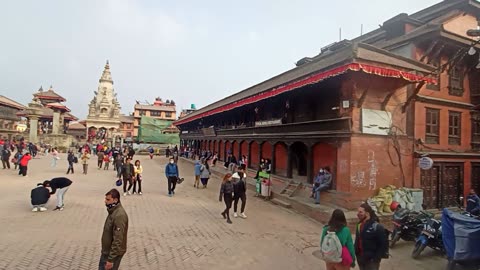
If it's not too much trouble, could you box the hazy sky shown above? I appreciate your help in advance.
[0,0,440,119]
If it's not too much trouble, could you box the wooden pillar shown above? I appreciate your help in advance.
[238,141,242,161]
[258,141,264,165]
[223,141,227,162]
[306,143,313,184]
[247,141,252,169]
[270,141,276,174]
[287,143,293,178]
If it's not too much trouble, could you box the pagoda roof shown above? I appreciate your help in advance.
[16,107,78,121]
[68,121,86,130]
[0,95,26,110]
[33,86,66,102]
[45,102,71,112]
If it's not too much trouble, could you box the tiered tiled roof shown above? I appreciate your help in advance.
[0,95,25,110]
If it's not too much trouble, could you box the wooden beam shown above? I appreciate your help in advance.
[427,44,445,65]
[402,81,426,113]
[356,87,369,108]
[420,40,438,63]
[381,91,396,110]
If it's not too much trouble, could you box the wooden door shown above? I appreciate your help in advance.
[471,165,480,193]
[441,164,463,208]
[421,165,440,209]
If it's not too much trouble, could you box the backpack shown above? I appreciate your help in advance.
[373,223,390,259]
[73,156,78,163]
[320,231,342,263]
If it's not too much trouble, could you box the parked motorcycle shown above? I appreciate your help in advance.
[411,216,443,259]
[390,207,433,248]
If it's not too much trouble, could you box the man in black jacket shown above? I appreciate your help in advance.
[31,183,50,212]
[354,203,388,270]
[1,145,11,169]
[43,177,72,211]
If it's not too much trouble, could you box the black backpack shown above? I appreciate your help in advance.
[373,222,390,259]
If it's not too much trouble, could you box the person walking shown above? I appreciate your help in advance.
[19,152,32,176]
[1,145,11,169]
[103,154,111,170]
[115,154,124,177]
[320,209,356,270]
[354,203,388,270]
[43,177,72,211]
[121,158,135,196]
[51,147,59,168]
[66,150,76,174]
[98,150,105,169]
[81,150,91,175]
[200,159,211,188]
[232,170,247,219]
[132,160,143,195]
[100,189,128,270]
[12,150,22,171]
[219,173,234,224]
[165,157,179,197]
[194,160,202,188]
[31,183,50,212]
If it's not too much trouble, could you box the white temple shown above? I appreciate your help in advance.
[85,61,122,144]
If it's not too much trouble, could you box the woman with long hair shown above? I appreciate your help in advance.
[320,209,355,270]
[200,159,211,188]
[132,160,143,195]
[219,173,234,224]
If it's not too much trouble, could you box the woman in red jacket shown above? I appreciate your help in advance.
[19,152,32,176]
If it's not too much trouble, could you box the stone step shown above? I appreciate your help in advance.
[271,198,292,208]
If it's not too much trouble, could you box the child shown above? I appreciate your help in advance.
[103,154,110,170]
[19,152,32,176]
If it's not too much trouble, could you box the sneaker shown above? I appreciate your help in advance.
[139,192,142,195]
[32,207,39,212]
[227,219,232,224]
[240,213,247,219]
[39,207,47,212]
[53,206,60,211]
[221,212,226,219]
[127,191,131,195]
[233,212,238,218]
[123,193,127,197]
[172,191,175,195]
[168,193,172,197]
[59,207,64,211]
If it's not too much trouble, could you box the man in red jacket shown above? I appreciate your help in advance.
[19,152,32,176]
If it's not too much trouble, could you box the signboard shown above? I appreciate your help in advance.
[419,157,434,170]
[361,109,392,135]
[255,119,282,127]
[201,126,216,137]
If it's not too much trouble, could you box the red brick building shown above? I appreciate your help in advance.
[175,0,480,209]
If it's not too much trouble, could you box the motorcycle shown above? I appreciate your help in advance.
[411,215,443,259]
[390,207,433,248]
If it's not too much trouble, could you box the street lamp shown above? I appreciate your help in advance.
[466,28,480,68]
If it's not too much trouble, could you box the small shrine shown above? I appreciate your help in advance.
[18,86,78,145]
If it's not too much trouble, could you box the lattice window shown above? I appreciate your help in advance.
[426,108,440,144]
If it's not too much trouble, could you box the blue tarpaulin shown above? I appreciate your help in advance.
[442,208,480,261]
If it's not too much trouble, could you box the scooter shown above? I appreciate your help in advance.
[412,216,443,259]
[390,207,433,248]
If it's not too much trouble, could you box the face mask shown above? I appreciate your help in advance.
[170,161,174,164]
[106,201,118,209]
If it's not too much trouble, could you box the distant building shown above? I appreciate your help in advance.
[178,104,197,119]
[0,95,26,140]
[119,115,134,142]
[85,61,123,146]
[133,97,177,137]
[67,121,87,141]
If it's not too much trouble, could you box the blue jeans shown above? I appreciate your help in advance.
[98,254,123,270]
[314,185,329,204]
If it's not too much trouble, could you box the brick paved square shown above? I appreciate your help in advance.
[0,154,445,270]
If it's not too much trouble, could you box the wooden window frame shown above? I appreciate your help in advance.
[449,66,464,96]
[472,115,480,150]
[150,111,161,117]
[165,112,172,118]
[425,108,440,144]
[448,111,461,145]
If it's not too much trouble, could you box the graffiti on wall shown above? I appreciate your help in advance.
[350,150,378,190]
[367,150,377,191]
